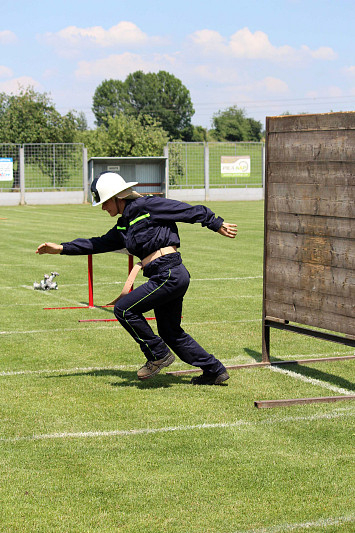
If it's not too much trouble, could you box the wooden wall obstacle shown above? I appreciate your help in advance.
[262,111,355,363]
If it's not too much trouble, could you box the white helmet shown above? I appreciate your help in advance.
[91,172,140,206]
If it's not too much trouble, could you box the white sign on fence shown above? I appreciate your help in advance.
[221,156,250,177]
[0,158,13,181]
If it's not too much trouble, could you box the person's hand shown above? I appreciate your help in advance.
[217,223,238,239]
[36,242,63,254]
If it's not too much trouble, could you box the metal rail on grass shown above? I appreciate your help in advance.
[255,395,355,408]
[166,355,355,375]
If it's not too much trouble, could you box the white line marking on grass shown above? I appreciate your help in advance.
[0,275,262,290]
[239,513,355,533]
[1,351,353,378]
[0,365,138,377]
[185,319,261,326]
[268,365,353,396]
[0,325,118,336]
[1,409,354,443]
[0,318,261,337]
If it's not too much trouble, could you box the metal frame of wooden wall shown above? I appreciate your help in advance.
[262,111,355,365]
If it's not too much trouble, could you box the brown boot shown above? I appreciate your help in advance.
[191,370,230,385]
[137,352,175,380]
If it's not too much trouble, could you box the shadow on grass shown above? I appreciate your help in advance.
[244,348,355,392]
[79,303,115,315]
[47,368,191,389]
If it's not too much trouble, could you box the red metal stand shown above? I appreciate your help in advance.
[88,254,94,308]
[43,254,156,323]
[44,254,132,310]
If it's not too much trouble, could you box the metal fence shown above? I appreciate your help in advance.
[0,141,264,205]
[167,141,264,189]
[0,143,86,193]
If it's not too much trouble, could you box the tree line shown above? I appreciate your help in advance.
[0,72,264,158]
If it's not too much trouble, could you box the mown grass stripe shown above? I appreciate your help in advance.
[1,409,353,443]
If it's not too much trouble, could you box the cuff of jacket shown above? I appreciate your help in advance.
[209,217,224,232]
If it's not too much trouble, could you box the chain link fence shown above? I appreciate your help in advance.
[23,144,85,191]
[167,141,264,189]
[0,143,86,193]
[0,141,263,205]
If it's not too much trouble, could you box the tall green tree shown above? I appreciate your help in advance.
[211,106,263,142]
[0,87,86,188]
[92,79,127,128]
[77,114,169,158]
[92,71,195,140]
[0,87,81,144]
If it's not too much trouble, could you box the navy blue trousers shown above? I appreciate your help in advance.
[114,260,226,374]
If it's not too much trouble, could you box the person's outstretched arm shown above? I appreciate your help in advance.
[36,242,63,254]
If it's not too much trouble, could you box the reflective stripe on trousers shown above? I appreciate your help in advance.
[113,263,226,374]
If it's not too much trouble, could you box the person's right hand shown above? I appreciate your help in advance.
[36,242,63,255]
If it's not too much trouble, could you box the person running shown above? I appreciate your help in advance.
[36,172,237,385]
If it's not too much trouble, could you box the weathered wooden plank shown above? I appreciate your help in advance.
[265,284,354,319]
[268,183,355,202]
[267,212,354,239]
[266,230,355,270]
[267,161,355,186]
[267,112,355,133]
[264,299,355,336]
[267,183,354,218]
[265,257,354,299]
[267,129,355,162]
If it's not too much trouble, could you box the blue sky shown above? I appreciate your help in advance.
[1,0,354,129]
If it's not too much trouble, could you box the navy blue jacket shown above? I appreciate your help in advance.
[61,196,224,260]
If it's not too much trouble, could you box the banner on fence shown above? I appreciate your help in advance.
[221,155,250,177]
[0,158,13,181]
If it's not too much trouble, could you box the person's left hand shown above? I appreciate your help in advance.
[218,222,238,238]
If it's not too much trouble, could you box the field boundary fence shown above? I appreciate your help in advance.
[0,143,87,205]
[165,141,265,201]
[0,141,264,205]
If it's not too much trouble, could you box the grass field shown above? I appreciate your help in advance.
[0,201,354,533]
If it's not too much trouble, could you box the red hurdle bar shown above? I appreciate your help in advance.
[44,254,134,310]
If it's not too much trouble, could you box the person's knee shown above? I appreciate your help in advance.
[114,301,127,322]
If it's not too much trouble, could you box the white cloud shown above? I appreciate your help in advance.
[306,86,344,98]
[193,63,288,94]
[189,29,226,55]
[75,52,176,80]
[0,66,13,79]
[189,27,337,63]
[257,77,289,93]
[0,76,42,94]
[307,46,337,60]
[0,30,18,44]
[343,66,355,76]
[42,21,165,55]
